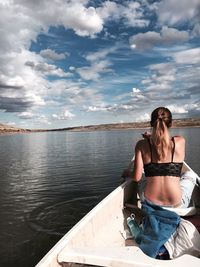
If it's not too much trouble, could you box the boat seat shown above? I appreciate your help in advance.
[58,246,144,267]
[58,246,200,267]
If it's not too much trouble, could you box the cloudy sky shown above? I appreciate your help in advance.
[0,0,200,129]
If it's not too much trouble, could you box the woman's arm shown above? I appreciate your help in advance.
[132,141,144,182]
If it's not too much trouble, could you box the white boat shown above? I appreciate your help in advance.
[36,161,200,267]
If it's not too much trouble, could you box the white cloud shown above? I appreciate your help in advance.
[96,1,120,21]
[122,1,150,28]
[86,103,137,113]
[63,110,75,119]
[173,48,200,64]
[3,0,103,39]
[76,60,112,81]
[40,49,67,61]
[45,79,104,110]
[149,63,176,82]
[149,63,175,73]
[69,66,75,71]
[136,113,150,122]
[145,82,171,92]
[192,23,200,37]
[61,5,103,37]
[130,27,189,51]
[156,0,200,26]
[135,54,200,116]
[97,1,149,27]
[131,87,145,100]
[141,63,176,93]
[0,0,105,115]
[85,46,117,62]
[132,88,141,93]
[161,27,189,43]
[0,48,47,112]
[52,110,75,120]
[87,105,109,112]
[185,103,200,111]
[175,66,200,91]
[77,46,119,81]
[18,112,35,119]
[24,92,45,106]
[130,31,161,51]
[166,105,188,114]
[37,114,52,126]
[25,61,71,77]
[6,121,17,126]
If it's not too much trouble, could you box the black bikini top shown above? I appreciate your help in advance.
[144,137,183,177]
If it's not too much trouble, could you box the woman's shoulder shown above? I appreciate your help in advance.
[173,135,185,144]
[135,138,148,149]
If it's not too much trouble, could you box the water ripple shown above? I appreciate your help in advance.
[27,195,100,236]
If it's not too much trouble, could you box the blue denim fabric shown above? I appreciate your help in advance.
[180,170,197,207]
[138,200,180,258]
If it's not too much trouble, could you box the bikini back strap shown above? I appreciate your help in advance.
[171,137,175,162]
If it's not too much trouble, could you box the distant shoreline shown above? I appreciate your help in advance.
[0,118,200,135]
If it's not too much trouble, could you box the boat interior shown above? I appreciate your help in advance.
[57,164,200,267]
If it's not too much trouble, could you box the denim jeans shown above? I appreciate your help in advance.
[180,171,197,207]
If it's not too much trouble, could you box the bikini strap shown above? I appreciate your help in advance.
[171,137,175,162]
[147,138,153,162]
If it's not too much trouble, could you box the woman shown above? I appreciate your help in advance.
[124,107,198,208]
[124,107,200,259]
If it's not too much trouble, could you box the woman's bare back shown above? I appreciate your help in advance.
[140,136,185,206]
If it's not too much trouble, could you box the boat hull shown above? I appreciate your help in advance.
[36,162,200,267]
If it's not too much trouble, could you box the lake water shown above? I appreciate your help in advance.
[0,128,199,267]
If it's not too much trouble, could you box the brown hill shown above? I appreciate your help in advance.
[0,118,200,134]
[0,123,30,133]
[59,118,200,131]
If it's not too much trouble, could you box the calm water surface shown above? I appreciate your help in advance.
[0,128,199,267]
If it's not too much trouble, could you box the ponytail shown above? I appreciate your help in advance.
[150,107,172,160]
